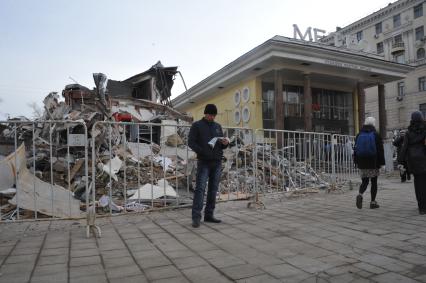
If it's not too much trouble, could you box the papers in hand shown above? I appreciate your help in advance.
[208,137,229,148]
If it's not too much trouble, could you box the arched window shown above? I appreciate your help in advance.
[417,48,425,59]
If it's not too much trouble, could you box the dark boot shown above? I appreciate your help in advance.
[370,201,380,209]
[356,194,363,209]
[204,216,221,223]
[192,219,200,228]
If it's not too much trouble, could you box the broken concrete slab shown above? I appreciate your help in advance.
[153,155,173,172]
[0,143,26,190]
[127,142,152,160]
[128,181,177,201]
[9,168,81,218]
[99,156,122,182]
[4,144,81,218]
[159,145,196,161]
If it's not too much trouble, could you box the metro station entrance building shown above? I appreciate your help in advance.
[173,36,414,137]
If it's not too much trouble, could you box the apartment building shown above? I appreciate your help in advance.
[321,0,426,137]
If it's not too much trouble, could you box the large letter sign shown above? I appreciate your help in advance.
[293,24,312,41]
[293,24,326,42]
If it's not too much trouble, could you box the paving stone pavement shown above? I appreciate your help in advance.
[0,176,426,283]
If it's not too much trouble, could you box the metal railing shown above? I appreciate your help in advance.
[392,42,405,49]
[253,129,357,195]
[330,134,357,183]
[90,121,256,218]
[0,120,88,221]
[1,120,363,237]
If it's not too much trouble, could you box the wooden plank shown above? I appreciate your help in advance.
[68,159,84,182]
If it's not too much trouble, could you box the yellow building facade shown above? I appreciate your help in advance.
[180,78,262,130]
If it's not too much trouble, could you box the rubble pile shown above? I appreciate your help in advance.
[0,62,196,220]
[253,144,329,192]
[0,62,333,221]
[91,123,198,211]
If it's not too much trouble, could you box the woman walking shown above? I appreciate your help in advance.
[398,111,426,215]
[354,117,385,209]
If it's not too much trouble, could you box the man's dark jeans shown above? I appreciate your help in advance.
[192,160,221,222]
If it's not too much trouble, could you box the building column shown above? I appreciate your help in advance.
[352,87,359,134]
[274,70,284,130]
[303,74,312,131]
[357,82,365,129]
[274,70,284,147]
[378,83,387,139]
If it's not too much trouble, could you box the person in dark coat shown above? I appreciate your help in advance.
[393,130,411,182]
[188,104,229,228]
[398,111,426,215]
[354,117,385,209]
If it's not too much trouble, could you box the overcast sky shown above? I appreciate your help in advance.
[0,0,396,119]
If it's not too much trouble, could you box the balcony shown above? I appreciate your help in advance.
[391,42,405,54]
[406,58,426,66]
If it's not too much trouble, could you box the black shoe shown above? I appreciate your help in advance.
[356,194,363,209]
[204,216,221,223]
[370,201,380,209]
[419,210,426,215]
[192,220,200,228]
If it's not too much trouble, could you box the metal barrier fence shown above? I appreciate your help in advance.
[254,129,336,194]
[1,120,362,234]
[331,134,358,183]
[90,121,256,219]
[0,120,88,221]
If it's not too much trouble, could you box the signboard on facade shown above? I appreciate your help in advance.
[323,60,372,72]
[68,134,86,147]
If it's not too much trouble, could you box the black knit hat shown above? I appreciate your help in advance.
[411,111,424,122]
[204,104,218,115]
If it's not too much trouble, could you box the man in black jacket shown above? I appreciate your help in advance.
[399,111,426,215]
[188,104,229,228]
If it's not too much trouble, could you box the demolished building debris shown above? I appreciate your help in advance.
[0,61,335,221]
[1,144,81,219]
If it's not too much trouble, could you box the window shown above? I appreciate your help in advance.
[416,26,424,41]
[394,51,405,63]
[311,88,349,121]
[393,14,401,28]
[261,83,275,130]
[420,103,426,118]
[418,48,425,59]
[375,22,382,34]
[419,77,426,91]
[394,34,403,43]
[397,82,405,97]
[284,85,304,117]
[376,42,384,53]
[414,3,423,18]
[356,31,363,41]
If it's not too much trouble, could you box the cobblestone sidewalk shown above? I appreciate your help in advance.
[0,176,425,283]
